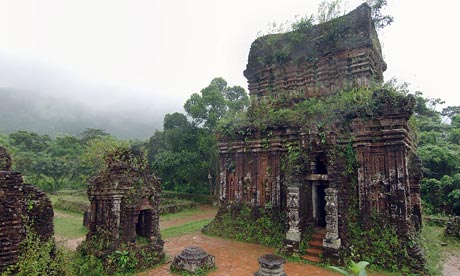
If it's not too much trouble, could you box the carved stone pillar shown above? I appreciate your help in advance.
[285,186,300,253]
[219,170,226,201]
[274,176,280,207]
[323,187,341,250]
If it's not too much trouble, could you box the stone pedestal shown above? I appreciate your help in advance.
[171,246,215,273]
[254,254,287,276]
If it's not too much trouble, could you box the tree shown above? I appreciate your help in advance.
[149,112,213,194]
[147,78,248,194]
[79,128,110,144]
[184,77,249,131]
[163,112,190,131]
[366,0,393,29]
[317,0,345,24]
[80,135,126,181]
[9,131,51,153]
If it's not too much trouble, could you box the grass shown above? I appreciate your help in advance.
[161,219,212,239]
[54,208,87,239]
[49,193,89,213]
[160,207,200,220]
[420,223,460,275]
[48,192,88,206]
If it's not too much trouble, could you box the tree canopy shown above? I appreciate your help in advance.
[184,77,249,131]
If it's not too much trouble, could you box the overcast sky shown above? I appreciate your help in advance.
[0,0,459,126]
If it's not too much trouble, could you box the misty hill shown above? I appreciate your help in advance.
[0,87,164,139]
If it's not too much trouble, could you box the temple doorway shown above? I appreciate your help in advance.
[316,185,327,227]
[312,183,328,227]
[136,209,153,239]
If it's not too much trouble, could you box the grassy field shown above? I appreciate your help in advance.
[54,209,87,239]
[160,207,202,221]
[161,219,212,239]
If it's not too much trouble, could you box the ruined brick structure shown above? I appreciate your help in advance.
[83,147,164,269]
[218,4,424,270]
[0,147,54,272]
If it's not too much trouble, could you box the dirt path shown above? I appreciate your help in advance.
[55,235,85,250]
[160,205,217,229]
[54,210,73,218]
[443,251,460,276]
[139,233,339,276]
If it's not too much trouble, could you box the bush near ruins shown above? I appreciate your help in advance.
[203,203,287,248]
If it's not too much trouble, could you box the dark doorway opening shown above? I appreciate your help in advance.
[315,155,328,174]
[317,185,327,227]
[136,209,153,239]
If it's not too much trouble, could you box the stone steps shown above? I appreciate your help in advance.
[305,247,323,257]
[301,254,321,263]
[301,228,325,263]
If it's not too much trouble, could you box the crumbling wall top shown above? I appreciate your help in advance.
[89,147,159,194]
[245,4,383,79]
[0,147,12,171]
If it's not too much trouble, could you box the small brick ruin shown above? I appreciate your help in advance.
[217,3,424,271]
[82,147,164,269]
[0,147,54,273]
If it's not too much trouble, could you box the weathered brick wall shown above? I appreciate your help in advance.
[244,4,385,105]
[218,127,299,207]
[0,172,26,272]
[351,91,417,236]
[0,173,54,272]
[22,184,54,241]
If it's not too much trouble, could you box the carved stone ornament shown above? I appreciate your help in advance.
[171,246,215,273]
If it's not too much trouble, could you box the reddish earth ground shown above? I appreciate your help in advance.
[55,206,459,275]
[443,251,460,276]
[139,233,339,276]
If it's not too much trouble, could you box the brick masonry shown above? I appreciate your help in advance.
[0,147,54,273]
[217,3,424,271]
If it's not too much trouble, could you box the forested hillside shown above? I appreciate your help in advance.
[0,87,163,139]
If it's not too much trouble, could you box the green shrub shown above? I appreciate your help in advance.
[203,203,287,248]
[346,214,419,273]
[72,253,107,276]
[2,231,68,276]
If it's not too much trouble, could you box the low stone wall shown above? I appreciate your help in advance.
[445,217,460,239]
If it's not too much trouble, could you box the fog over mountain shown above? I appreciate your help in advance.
[0,56,181,139]
[2,0,459,140]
